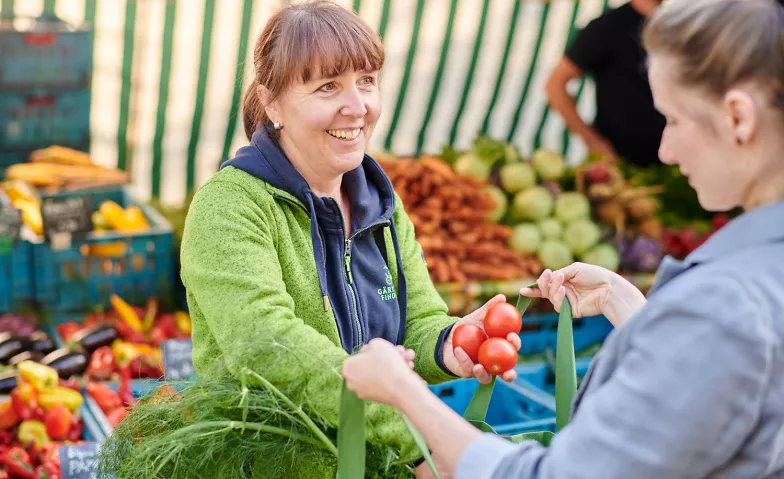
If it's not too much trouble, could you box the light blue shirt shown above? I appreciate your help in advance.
[457,200,784,478]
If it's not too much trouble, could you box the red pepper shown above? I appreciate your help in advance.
[2,446,36,478]
[34,443,60,469]
[106,407,128,427]
[44,405,71,441]
[85,382,122,415]
[117,367,135,407]
[85,346,116,381]
[0,400,20,430]
[155,314,179,340]
[66,416,82,442]
[57,378,81,392]
[35,463,60,479]
[112,320,147,344]
[0,430,14,446]
[128,355,162,379]
[11,382,38,421]
[55,322,81,343]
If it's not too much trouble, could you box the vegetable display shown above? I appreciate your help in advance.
[378,156,540,283]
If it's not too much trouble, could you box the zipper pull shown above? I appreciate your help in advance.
[344,239,353,284]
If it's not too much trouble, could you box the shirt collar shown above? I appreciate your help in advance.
[649,200,784,294]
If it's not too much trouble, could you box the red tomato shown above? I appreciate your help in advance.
[478,338,518,375]
[483,303,522,338]
[451,324,487,363]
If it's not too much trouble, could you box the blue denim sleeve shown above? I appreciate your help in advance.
[455,277,772,479]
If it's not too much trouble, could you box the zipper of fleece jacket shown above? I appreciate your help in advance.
[343,220,391,349]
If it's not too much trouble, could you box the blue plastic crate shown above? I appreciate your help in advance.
[520,312,612,356]
[33,186,174,313]
[0,89,91,160]
[0,238,34,312]
[430,376,556,428]
[0,16,93,89]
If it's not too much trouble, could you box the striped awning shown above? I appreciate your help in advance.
[1,0,624,207]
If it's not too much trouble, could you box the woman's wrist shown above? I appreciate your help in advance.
[603,273,647,327]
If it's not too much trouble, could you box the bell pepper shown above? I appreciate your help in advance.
[86,382,122,415]
[43,405,71,440]
[85,346,116,381]
[17,421,50,449]
[33,443,60,469]
[112,340,155,367]
[37,387,83,413]
[67,415,82,442]
[0,430,14,446]
[110,294,144,333]
[98,201,133,230]
[55,322,81,343]
[11,381,38,421]
[124,206,149,230]
[0,399,19,430]
[113,320,147,344]
[142,298,158,332]
[17,361,59,393]
[118,367,135,407]
[35,463,60,479]
[106,407,128,427]
[57,377,81,392]
[175,311,191,335]
[2,446,36,478]
[128,355,162,379]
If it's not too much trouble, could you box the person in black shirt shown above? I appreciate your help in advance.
[545,0,664,167]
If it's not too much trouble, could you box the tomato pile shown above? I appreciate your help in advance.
[452,302,522,375]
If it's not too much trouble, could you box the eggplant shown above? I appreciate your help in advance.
[0,332,29,365]
[0,370,18,394]
[28,331,56,355]
[41,348,89,378]
[69,324,118,353]
[9,350,45,366]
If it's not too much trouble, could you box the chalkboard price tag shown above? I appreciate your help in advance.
[41,197,94,239]
[0,206,22,241]
[162,339,196,381]
[58,442,101,479]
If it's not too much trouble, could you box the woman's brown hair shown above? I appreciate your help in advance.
[642,0,784,113]
[242,0,385,140]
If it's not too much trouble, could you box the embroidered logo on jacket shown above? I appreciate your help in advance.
[378,266,397,301]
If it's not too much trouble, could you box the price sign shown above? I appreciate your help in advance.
[58,442,101,479]
[41,196,93,239]
[162,339,196,381]
[0,206,22,241]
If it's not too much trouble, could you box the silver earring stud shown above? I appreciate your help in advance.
[273,121,281,130]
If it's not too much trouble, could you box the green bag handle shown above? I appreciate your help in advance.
[337,379,439,478]
[462,284,577,444]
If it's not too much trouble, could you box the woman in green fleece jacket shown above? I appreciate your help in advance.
[179,1,521,476]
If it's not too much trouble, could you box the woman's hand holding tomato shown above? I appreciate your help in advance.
[442,295,522,385]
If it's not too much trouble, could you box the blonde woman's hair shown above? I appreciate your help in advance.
[642,0,784,112]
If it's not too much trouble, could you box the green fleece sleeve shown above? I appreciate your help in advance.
[394,195,460,384]
[181,181,419,460]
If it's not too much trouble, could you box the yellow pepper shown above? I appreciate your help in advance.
[38,386,84,413]
[175,311,192,335]
[110,294,144,333]
[17,420,50,448]
[17,360,58,393]
[112,340,155,366]
[99,200,134,230]
[124,206,150,230]
[143,299,158,332]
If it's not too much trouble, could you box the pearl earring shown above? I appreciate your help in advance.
[273,121,281,130]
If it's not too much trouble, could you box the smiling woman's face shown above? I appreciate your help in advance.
[263,68,382,180]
